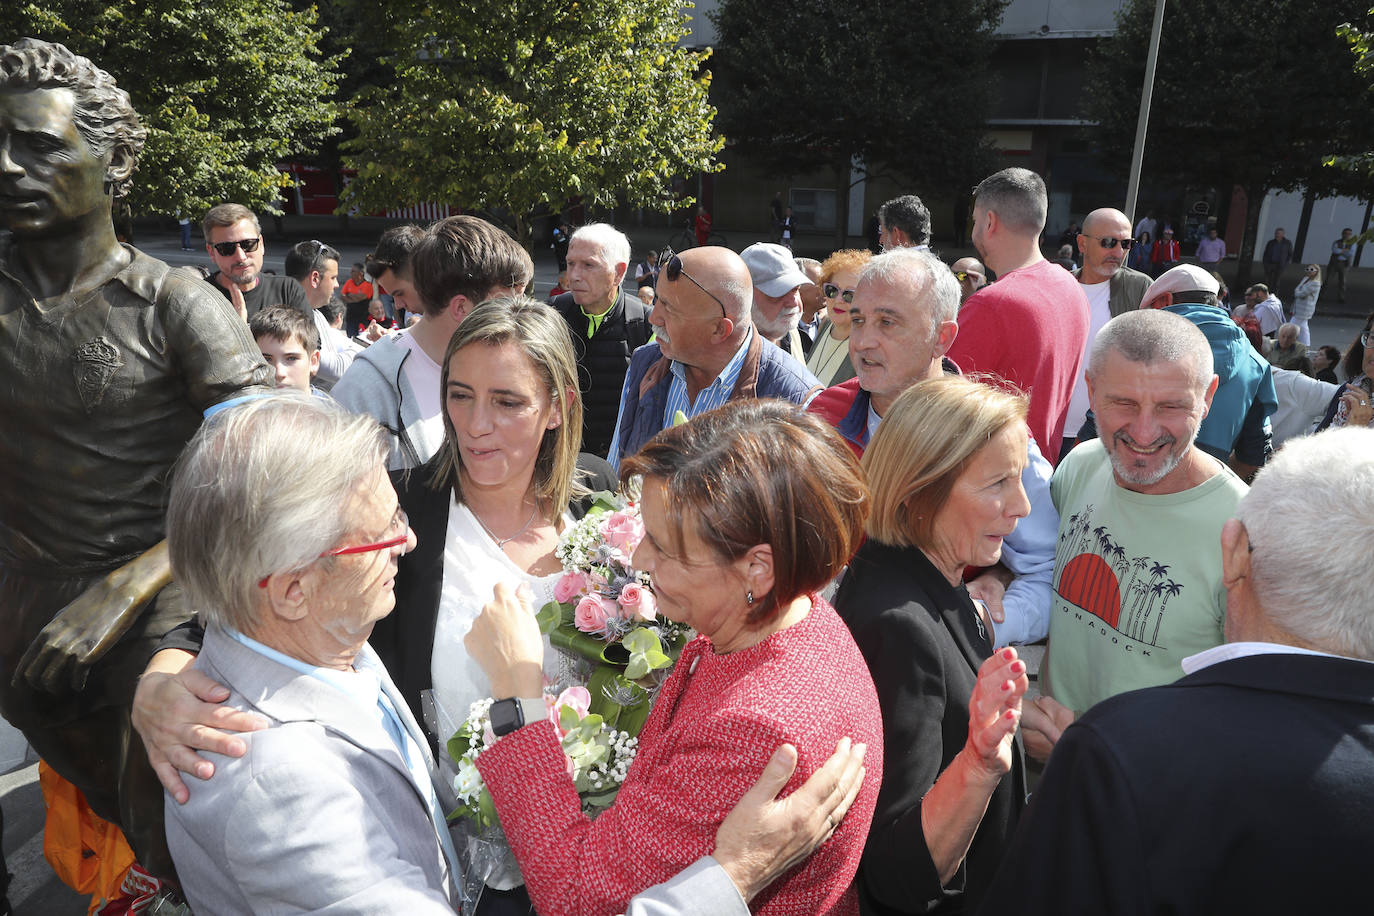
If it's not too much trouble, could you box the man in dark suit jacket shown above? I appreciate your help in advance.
[987,426,1374,915]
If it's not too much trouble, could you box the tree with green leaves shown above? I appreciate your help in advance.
[3,0,342,219]
[340,0,722,249]
[1085,0,1374,288]
[710,0,1008,248]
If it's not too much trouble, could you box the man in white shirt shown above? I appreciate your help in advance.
[1063,207,1151,459]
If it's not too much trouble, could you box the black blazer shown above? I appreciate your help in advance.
[371,452,617,727]
[834,540,1026,916]
[984,652,1374,914]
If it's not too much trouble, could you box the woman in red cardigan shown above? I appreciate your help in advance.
[465,400,883,916]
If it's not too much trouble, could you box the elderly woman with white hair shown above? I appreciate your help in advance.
[159,395,458,914]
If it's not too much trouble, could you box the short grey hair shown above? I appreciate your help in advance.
[974,167,1047,236]
[1088,309,1214,390]
[167,394,390,633]
[857,247,960,341]
[1236,427,1374,659]
[571,222,631,269]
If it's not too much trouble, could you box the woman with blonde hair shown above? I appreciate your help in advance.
[806,249,870,387]
[1291,263,1322,345]
[834,374,1031,915]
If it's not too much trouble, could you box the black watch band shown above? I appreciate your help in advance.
[489,697,545,737]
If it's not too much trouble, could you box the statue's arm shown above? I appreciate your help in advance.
[16,540,172,693]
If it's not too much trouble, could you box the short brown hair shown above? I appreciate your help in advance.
[202,203,259,240]
[409,216,533,317]
[249,305,320,353]
[620,399,868,625]
[863,375,1027,548]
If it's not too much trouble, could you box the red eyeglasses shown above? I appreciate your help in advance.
[258,510,410,587]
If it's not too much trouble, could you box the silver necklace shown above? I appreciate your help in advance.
[472,501,540,548]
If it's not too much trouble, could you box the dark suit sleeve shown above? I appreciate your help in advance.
[978,722,1150,916]
[848,596,960,911]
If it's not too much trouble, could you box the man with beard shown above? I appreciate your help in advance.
[1061,207,1150,460]
[202,203,312,321]
[741,242,809,360]
[1021,310,1246,762]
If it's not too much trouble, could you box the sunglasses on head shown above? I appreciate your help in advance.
[211,237,262,257]
[659,249,727,319]
[1085,235,1134,251]
[822,283,855,304]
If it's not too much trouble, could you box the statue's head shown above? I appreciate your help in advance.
[0,39,146,200]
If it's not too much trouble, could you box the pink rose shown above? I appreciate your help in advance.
[574,594,617,635]
[547,686,591,741]
[602,510,645,557]
[554,570,590,604]
[618,583,657,622]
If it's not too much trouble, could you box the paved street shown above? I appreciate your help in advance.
[2,222,1370,914]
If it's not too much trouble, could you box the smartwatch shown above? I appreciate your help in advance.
[489,697,547,737]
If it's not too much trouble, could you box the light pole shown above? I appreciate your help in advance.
[1124,0,1168,221]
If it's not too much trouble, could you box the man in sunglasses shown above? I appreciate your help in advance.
[1061,208,1152,461]
[606,246,822,468]
[202,202,312,322]
[0,39,270,884]
[950,257,987,304]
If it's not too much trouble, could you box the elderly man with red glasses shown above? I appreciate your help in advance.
[202,201,313,322]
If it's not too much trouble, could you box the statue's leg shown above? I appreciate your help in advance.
[0,571,188,882]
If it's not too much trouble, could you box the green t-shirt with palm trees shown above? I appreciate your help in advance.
[1043,440,1246,714]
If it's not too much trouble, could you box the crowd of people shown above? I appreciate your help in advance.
[2,37,1374,916]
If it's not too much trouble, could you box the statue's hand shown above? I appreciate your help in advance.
[16,541,172,694]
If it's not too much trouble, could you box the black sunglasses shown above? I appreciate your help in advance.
[659,249,727,319]
[1085,235,1134,251]
[822,282,855,304]
[211,237,262,257]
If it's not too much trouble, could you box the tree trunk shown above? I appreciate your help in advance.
[1233,182,1267,291]
[1293,187,1316,263]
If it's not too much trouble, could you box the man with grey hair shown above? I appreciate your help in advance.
[0,38,269,881]
[160,395,459,913]
[877,194,931,250]
[1078,263,1277,481]
[607,246,820,468]
[740,242,809,359]
[952,168,1091,463]
[988,427,1374,912]
[811,247,1059,647]
[551,222,651,456]
[1024,310,1247,761]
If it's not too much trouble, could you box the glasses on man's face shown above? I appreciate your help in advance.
[657,249,727,319]
[212,237,262,257]
[1085,235,1134,251]
[822,283,855,304]
[257,509,410,588]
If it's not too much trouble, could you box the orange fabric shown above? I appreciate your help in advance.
[37,762,137,914]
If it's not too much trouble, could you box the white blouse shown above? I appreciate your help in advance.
[428,495,575,743]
